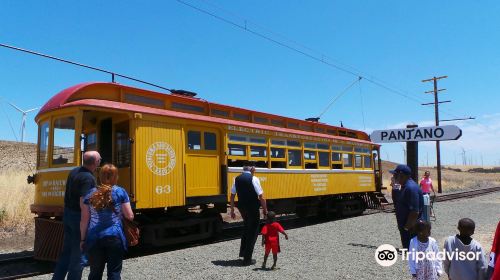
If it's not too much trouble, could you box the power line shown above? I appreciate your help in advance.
[175,0,431,104]
[176,0,480,123]
[0,43,173,92]
[197,0,370,77]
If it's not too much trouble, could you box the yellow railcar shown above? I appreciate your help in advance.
[30,82,383,260]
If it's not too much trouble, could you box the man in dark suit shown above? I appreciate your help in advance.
[53,151,101,280]
[230,163,268,266]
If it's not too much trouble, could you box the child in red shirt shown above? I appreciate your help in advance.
[261,211,288,270]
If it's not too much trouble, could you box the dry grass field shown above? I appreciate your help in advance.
[381,161,500,196]
[0,172,35,236]
[0,141,36,240]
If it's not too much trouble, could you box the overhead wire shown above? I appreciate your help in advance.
[176,0,477,123]
[0,43,173,93]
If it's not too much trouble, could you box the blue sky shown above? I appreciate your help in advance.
[1,1,499,165]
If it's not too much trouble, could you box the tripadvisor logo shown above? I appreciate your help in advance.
[375,243,483,267]
[375,244,398,267]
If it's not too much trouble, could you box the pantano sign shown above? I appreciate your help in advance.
[370,125,462,143]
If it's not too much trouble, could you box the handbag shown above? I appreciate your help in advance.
[122,218,140,247]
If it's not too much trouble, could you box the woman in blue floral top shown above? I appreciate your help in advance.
[80,164,134,280]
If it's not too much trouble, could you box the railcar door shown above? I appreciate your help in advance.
[114,121,132,195]
[184,127,221,198]
[134,119,184,209]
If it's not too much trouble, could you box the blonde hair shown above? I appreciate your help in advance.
[89,164,118,211]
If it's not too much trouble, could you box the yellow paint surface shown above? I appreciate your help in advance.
[134,120,184,208]
[227,171,375,200]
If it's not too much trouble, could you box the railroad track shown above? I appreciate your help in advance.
[379,186,500,212]
[2,186,499,279]
[0,255,53,280]
[434,186,500,202]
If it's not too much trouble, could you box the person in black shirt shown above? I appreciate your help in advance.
[53,151,101,280]
[230,164,268,266]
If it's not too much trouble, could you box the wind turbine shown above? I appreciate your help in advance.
[8,102,38,142]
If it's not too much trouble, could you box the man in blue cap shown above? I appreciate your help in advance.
[390,164,424,249]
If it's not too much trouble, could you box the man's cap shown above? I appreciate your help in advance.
[389,164,412,175]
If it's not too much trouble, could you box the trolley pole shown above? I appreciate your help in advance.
[422,76,448,193]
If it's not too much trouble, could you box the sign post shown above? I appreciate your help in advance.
[406,124,419,182]
[371,124,462,193]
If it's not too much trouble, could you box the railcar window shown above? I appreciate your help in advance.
[52,117,75,165]
[317,143,329,150]
[304,150,316,160]
[364,156,372,168]
[254,116,269,124]
[204,132,217,150]
[172,102,204,113]
[332,145,342,151]
[115,122,131,168]
[304,143,316,149]
[229,134,247,142]
[270,148,285,158]
[332,152,342,162]
[271,139,286,146]
[84,132,97,151]
[287,122,299,129]
[271,119,284,127]
[38,122,49,167]
[343,154,353,168]
[228,144,246,156]
[211,109,229,117]
[319,152,329,167]
[288,150,302,166]
[228,159,247,167]
[355,147,370,154]
[342,145,353,152]
[332,163,343,169]
[305,163,317,169]
[287,140,301,147]
[271,161,286,168]
[254,161,268,168]
[316,127,325,133]
[300,125,313,131]
[355,154,362,168]
[187,131,202,150]
[327,129,337,135]
[250,146,267,157]
[249,137,266,144]
[124,94,164,108]
[347,132,358,138]
[233,112,250,121]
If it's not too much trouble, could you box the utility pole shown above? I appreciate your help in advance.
[422,76,448,193]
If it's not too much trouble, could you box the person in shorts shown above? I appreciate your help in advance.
[261,211,288,270]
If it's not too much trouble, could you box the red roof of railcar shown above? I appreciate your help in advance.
[37,82,376,145]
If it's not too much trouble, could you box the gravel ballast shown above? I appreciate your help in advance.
[32,192,500,279]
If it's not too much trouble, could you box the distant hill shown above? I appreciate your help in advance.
[0,140,36,172]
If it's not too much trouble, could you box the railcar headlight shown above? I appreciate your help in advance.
[27,173,37,184]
